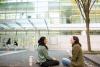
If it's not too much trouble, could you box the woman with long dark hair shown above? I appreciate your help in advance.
[6,38,11,45]
[37,36,59,67]
[62,36,84,67]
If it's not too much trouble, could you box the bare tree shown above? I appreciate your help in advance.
[75,0,96,52]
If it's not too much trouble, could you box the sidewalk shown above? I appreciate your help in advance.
[0,50,26,57]
[84,54,100,66]
[0,48,25,51]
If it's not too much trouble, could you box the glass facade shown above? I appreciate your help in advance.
[0,0,100,24]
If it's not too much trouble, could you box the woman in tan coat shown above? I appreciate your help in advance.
[62,36,84,67]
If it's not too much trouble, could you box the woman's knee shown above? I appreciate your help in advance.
[62,58,71,66]
[62,59,67,66]
[54,60,60,65]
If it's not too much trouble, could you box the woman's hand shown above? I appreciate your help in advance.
[69,57,71,59]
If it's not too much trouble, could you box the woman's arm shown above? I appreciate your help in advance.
[72,45,80,61]
[42,47,53,60]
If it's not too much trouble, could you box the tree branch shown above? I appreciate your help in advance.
[80,0,85,10]
[78,0,84,9]
[75,0,86,20]
[89,0,96,11]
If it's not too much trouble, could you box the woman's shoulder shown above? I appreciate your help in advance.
[73,44,81,49]
[38,45,46,49]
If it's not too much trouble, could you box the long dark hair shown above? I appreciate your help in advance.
[72,36,81,47]
[6,38,11,44]
[38,36,48,50]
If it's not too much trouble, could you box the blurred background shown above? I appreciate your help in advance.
[0,0,100,51]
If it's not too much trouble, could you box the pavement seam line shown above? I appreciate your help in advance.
[0,50,26,57]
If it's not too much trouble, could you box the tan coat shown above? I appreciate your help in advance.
[71,44,84,67]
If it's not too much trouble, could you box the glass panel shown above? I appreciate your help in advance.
[0,0,100,30]
[6,14,16,19]
[0,14,5,19]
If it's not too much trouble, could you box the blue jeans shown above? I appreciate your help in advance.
[62,58,71,67]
